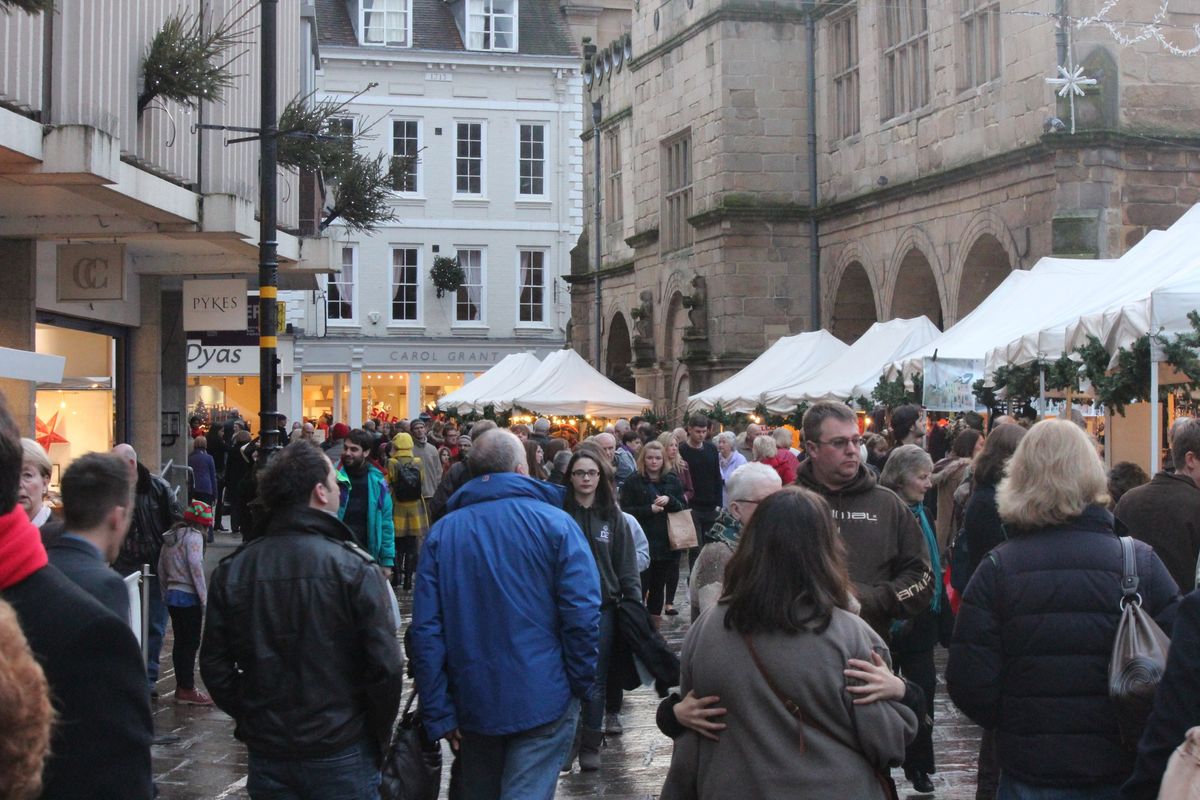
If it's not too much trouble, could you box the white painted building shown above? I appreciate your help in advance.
[298,0,583,426]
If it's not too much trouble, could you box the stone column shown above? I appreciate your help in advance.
[287,374,302,423]
[349,348,364,428]
[0,240,37,432]
[332,373,343,423]
[160,288,187,488]
[130,275,163,472]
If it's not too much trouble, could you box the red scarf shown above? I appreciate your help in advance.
[0,505,48,591]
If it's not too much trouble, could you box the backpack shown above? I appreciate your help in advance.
[390,458,423,502]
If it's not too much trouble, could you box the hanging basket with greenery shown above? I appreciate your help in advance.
[137,4,256,115]
[431,256,465,298]
[1,0,53,13]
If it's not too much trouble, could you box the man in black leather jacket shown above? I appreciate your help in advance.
[111,443,182,694]
[200,441,403,799]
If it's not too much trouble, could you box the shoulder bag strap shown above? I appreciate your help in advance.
[1119,535,1140,604]
[1194,546,1200,592]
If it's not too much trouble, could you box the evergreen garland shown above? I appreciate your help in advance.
[1155,311,1200,387]
[1076,334,1150,415]
[872,374,923,409]
[138,4,256,115]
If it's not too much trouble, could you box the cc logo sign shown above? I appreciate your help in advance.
[72,257,109,290]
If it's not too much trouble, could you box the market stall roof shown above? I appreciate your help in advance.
[984,217,1200,372]
[687,330,849,414]
[513,348,651,417]
[768,317,940,407]
[0,347,65,383]
[888,257,1115,379]
[436,352,543,414]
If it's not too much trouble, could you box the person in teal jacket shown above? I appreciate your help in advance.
[336,429,396,573]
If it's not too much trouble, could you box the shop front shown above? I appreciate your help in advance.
[292,340,561,426]
[186,337,295,430]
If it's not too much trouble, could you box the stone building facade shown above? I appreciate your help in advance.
[573,0,1200,417]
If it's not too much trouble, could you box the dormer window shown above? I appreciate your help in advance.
[467,0,517,51]
[362,0,411,46]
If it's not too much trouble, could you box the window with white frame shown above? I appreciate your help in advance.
[467,0,517,51]
[518,123,546,196]
[831,10,860,139]
[328,246,356,321]
[391,247,419,322]
[391,119,420,193]
[454,249,484,323]
[662,132,693,252]
[605,128,623,221]
[881,0,930,120]
[361,0,411,46]
[518,250,545,324]
[455,123,484,195]
[960,0,1001,89]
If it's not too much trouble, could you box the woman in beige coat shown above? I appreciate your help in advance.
[661,487,917,800]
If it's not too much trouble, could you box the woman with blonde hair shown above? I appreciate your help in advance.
[656,432,694,615]
[17,440,57,533]
[947,420,1180,800]
[620,440,688,626]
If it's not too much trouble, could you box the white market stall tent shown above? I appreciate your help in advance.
[769,317,940,406]
[437,352,544,414]
[688,330,848,414]
[513,348,651,417]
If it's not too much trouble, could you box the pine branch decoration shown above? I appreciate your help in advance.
[1,0,54,14]
[320,151,398,233]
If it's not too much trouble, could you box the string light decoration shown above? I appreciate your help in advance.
[1075,0,1200,57]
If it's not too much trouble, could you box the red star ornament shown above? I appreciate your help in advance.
[35,412,69,450]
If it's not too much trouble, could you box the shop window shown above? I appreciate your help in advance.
[391,119,420,193]
[329,247,356,322]
[391,246,420,323]
[518,123,546,196]
[454,248,485,324]
[467,0,517,51]
[881,0,930,120]
[518,249,545,324]
[361,0,411,46]
[455,122,484,195]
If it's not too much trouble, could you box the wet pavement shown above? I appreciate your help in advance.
[151,531,984,799]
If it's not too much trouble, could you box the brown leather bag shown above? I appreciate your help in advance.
[1109,536,1171,751]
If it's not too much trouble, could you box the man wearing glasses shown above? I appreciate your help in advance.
[795,400,933,639]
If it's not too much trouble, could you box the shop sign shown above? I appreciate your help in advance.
[386,348,504,365]
[183,279,247,332]
[923,357,986,413]
[187,339,293,376]
[56,244,125,301]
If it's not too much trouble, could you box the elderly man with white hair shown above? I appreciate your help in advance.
[688,462,783,622]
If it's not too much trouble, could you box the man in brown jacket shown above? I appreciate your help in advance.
[795,401,934,638]
[1115,416,1200,592]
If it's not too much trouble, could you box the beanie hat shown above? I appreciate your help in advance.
[184,499,214,527]
[331,422,350,440]
[533,417,551,434]
[391,432,414,455]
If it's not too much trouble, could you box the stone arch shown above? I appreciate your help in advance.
[829,261,878,344]
[890,248,944,328]
[950,210,1021,323]
[671,369,691,426]
[956,233,1011,321]
[605,312,635,391]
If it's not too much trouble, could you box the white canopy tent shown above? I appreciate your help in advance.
[769,317,940,406]
[888,257,1116,380]
[687,330,848,413]
[436,352,544,414]
[0,347,65,383]
[514,348,651,417]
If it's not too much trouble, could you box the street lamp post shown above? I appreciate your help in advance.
[592,100,603,371]
[258,0,282,459]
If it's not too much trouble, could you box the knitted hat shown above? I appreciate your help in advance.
[331,422,350,440]
[184,500,214,527]
[391,432,414,455]
[533,417,551,434]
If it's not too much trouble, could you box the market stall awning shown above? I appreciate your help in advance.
[436,352,543,414]
[0,347,66,383]
[768,317,940,407]
[513,349,650,417]
[688,330,849,414]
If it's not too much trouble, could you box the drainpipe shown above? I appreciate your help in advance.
[805,2,821,330]
[593,100,603,369]
[1056,0,1068,66]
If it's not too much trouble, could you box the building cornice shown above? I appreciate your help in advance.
[689,196,814,227]
[564,259,636,285]
[624,227,659,249]
[320,45,578,70]
[579,106,633,140]
[628,2,809,71]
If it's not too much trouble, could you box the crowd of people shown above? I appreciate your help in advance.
[1,393,1200,800]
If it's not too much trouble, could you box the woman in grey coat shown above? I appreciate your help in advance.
[661,487,917,800]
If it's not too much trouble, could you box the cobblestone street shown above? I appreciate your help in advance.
[150,533,984,799]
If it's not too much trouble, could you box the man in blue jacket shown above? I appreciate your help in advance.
[411,429,601,800]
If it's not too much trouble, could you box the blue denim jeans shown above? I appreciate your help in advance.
[998,773,1122,800]
[146,574,168,685]
[247,739,380,800]
[581,606,615,732]
[459,697,579,800]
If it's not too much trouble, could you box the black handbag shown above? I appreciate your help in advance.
[380,690,443,800]
[1109,536,1171,751]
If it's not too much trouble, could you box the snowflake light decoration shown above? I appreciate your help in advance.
[1046,64,1097,98]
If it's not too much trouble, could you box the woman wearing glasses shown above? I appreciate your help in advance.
[620,441,688,628]
[561,449,641,773]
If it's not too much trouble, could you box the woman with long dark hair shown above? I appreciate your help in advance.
[661,487,916,799]
[620,441,687,626]
[561,449,641,773]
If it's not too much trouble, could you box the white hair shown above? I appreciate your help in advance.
[726,462,782,502]
[715,431,737,447]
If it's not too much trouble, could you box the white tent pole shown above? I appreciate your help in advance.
[1039,367,1047,417]
[1150,359,1161,477]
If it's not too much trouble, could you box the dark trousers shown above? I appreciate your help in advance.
[167,603,203,690]
[213,475,226,528]
[893,646,937,775]
[395,537,420,589]
[977,727,1001,800]
[642,556,679,615]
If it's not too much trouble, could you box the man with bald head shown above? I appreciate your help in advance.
[112,443,182,697]
[595,431,636,490]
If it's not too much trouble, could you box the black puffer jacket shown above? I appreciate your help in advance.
[947,506,1180,789]
[200,505,404,759]
[619,471,687,561]
[113,463,182,575]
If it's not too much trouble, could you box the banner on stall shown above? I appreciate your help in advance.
[922,358,986,413]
